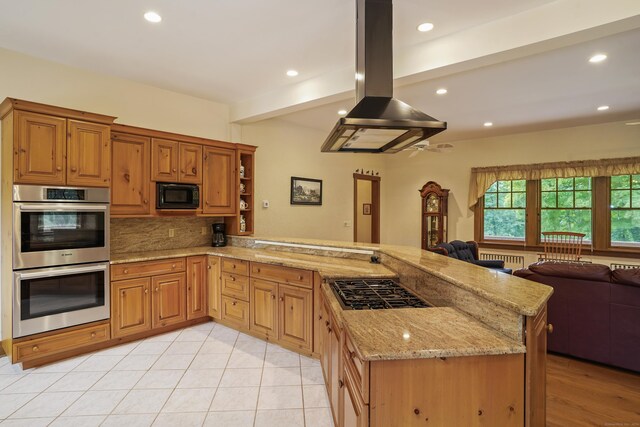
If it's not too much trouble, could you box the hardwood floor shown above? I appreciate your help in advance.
[547,354,640,426]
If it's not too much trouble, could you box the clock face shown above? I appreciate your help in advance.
[426,195,439,212]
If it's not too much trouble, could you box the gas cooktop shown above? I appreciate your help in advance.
[330,278,430,310]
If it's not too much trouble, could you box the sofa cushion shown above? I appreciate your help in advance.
[435,242,458,259]
[528,261,612,282]
[450,240,475,262]
[612,268,640,288]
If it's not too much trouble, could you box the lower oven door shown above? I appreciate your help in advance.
[13,262,110,338]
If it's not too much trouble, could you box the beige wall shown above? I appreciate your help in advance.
[0,47,230,139]
[240,119,386,241]
[383,120,640,249]
[356,179,373,243]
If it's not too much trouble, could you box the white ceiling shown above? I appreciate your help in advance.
[0,0,639,143]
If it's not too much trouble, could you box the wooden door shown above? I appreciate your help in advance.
[111,133,151,215]
[203,147,236,215]
[342,367,369,427]
[151,138,179,182]
[329,316,341,425]
[526,304,548,427]
[250,278,278,339]
[221,296,250,330]
[320,299,331,394]
[14,110,66,185]
[207,256,221,320]
[111,277,152,338]
[179,143,203,184]
[152,272,186,328]
[278,284,313,351]
[67,120,110,187]
[187,256,207,320]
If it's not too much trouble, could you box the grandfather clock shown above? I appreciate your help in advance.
[420,181,449,250]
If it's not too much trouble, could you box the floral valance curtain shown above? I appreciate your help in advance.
[468,156,640,208]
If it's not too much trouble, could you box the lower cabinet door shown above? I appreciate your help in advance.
[221,296,250,330]
[342,366,369,427]
[278,284,313,351]
[187,256,208,320]
[250,278,278,339]
[152,272,186,328]
[111,277,152,338]
[207,256,222,320]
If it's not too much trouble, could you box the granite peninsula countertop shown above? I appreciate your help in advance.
[110,246,396,279]
[233,236,553,316]
[321,283,525,361]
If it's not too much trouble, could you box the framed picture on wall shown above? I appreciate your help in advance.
[291,177,323,205]
[363,203,372,215]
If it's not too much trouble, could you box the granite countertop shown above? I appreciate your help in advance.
[321,283,525,361]
[235,236,553,316]
[111,246,396,279]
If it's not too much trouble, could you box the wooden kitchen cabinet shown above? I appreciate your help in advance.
[151,138,179,182]
[250,278,278,339]
[342,365,369,427]
[14,110,66,185]
[179,142,203,184]
[152,272,187,328]
[111,132,151,216]
[329,310,342,423]
[279,283,313,353]
[526,304,548,427]
[221,296,250,329]
[207,256,222,320]
[66,119,111,187]
[203,146,236,215]
[186,256,208,320]
[111,277,152,339]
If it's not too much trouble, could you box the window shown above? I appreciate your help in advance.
[483,180,526,240]
[610,174,640,246]
[540,177,592,241]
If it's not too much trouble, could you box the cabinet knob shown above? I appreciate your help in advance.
[56,166,62,171]
[32,345,39,352]
[143,199,148,204]
[155,287,159,292]
[338,379,344,388]
[271,295,276,299]
[192,168,197,174]
[231,276,236,281]
[546,323,554,334]
[145,289,148,294]
[232,301,237,306]
[257,268,261,273]
[91,332,96,338]
[172,264,176,268]
[232,265,236,269]
[298,275,303,280]
[279,297,284,302]
[207,265,212,270]
[123,269,129,274]
[172,168,177,172]
[70,167,77,172]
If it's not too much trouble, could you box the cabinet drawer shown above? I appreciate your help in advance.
[111,258,186,280]
[221,296,250,329]
[222,258,249,276]
[13,322,110,363]
[221,273,250,301]
[252,262,312,288]
[344,330,370,403]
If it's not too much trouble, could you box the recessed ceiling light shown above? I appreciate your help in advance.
[417,22,434,32]
[144,11,162,23]
[597,105,610,111]
[436,88,447,95]
[484,122,493,127]
[589,53,607,63]
[286,70,299,77]
[338,109,348,115]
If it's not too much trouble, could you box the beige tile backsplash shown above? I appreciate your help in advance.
[111,217,222,254]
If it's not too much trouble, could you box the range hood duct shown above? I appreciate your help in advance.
[321,0,446,153]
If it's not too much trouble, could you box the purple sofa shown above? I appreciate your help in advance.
[515,262,640,372]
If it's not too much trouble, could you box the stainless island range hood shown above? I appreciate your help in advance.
[321,0,446,153]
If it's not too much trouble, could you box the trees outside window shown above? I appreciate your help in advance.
[540,177,592,241]
[483,180,526,240]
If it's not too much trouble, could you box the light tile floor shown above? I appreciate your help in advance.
[0,321,334,427]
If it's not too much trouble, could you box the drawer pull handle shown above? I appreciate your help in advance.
[70,167,77,172]
[231,277,236,281]
[172,168,177,172]
[207,265,212,270]
[172,264,176,269]
[338,379,344,388]
[91,332,96,338]
[56,166,62,171]
[279,297,284,302]
[298,275,303,280]
[32,345,39,352]
[143,199,148,204]
[271,295,276,299]
[232,301,237,306]
[155,287,159,292]
[547,323,554,334]
[123,269,129,274]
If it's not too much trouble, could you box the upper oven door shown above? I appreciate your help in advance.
[13,203,110,269]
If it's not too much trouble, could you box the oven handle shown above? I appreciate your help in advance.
[15,264,108,280]
[19,204,108,212]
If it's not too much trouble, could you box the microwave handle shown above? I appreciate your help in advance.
[19,204,108,212]
[15,264,108,280]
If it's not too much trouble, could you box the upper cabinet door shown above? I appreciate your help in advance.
[179,143,203,184]
[67,120,111,187]
[111,133,151,216]
[151,138,179,182]
[203,147,237,215]
[14,111,66,185]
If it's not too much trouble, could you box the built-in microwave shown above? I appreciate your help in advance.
[156,183,200,209]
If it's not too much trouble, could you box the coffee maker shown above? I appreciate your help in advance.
[212,223,227,247]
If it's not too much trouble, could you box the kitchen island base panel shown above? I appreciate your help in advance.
[369,353,525,427]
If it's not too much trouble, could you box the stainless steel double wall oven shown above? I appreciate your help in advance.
[12,185,110,338]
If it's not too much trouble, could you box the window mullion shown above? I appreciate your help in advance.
[526,180,539,247]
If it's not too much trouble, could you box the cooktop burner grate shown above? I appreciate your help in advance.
[330,278,430,310]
